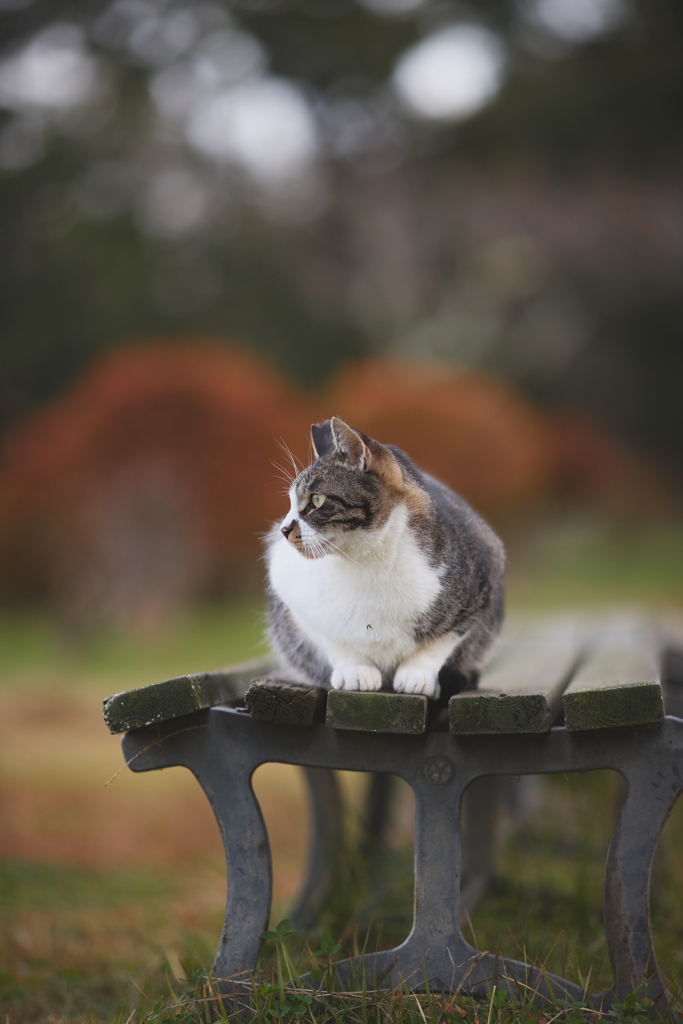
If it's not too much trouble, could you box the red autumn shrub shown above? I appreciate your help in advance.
[320,359,557,514]
[0,342,310,628]
[550,409,675,517]
[0,346,670,630]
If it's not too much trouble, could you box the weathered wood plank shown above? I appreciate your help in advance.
[103,659,272,734]
[450,689,549,734]
[326,690,428,734]
[450,616,586,735]
[245,678,327,727]
[562,625,662,731]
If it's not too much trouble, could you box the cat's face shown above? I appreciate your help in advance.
[278,417,406,560]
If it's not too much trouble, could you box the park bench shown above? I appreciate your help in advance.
[104,611,683,1016]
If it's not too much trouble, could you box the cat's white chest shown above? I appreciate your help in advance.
[267,505,442,672]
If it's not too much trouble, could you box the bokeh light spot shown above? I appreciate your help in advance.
[393,24,505,122]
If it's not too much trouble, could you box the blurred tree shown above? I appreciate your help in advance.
[321,357,672,520]
[0,341,311,627]
[321,357,557,514]
[0,0,681,475]
[2,342,668,626]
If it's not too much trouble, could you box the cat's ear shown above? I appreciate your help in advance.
[330,416,368,468]
[310,420,335,459]
[366,443,403,490]
[329,417,402,489]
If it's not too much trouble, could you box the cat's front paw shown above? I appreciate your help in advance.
[393,668,441,699]
[331,665,382,692]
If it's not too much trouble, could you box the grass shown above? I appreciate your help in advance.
[0,598,269,691]
[124,912,673,1024]
[505,518,683,609]
[1,515,682,1022]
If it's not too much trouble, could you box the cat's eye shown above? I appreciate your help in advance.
[311,493,326,509]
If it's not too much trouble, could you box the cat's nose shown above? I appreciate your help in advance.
[281,519,297,539]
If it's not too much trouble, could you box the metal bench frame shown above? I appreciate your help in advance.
[121,705,683,1016]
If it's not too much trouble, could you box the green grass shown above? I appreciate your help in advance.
[4,768,683,1023]
[0,859,176,911]
[505,518,683,609]
[0,598,269,691]
[0,858,221,1022]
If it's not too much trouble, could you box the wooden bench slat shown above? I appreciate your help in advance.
[245,678,327,727]
[103,659,272,734]
[326,690,428,734]
[562,624,662,731]
[104,613,678,737]
[449,616,586,735]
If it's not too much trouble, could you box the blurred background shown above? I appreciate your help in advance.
[0,0,682,631]
[0,0,681,1019]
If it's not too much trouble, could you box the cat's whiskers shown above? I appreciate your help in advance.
[310,533,329,559]
[303,537,323,560]
[276,437,304,480]
[316,533,361,566]
[313,540,328,561]
[301,524,340,564]
[270,459,295,487]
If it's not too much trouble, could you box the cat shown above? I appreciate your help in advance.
[266,417,505,703]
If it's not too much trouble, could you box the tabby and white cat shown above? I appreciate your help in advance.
[266,417,505,702]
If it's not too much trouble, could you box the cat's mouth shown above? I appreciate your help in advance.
[284,521,334,560]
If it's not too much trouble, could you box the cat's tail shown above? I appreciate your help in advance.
[434,666,479,710]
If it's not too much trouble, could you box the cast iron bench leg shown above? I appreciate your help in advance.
[121,711,683,1017]
[122,711,273,988]
[603,753,681,1008]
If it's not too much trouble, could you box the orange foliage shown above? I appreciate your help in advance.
[320,358,557,513]
[0,345,669,625]
[1,341,309,542]
[0,342,310,620]
[550,410,674,516]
